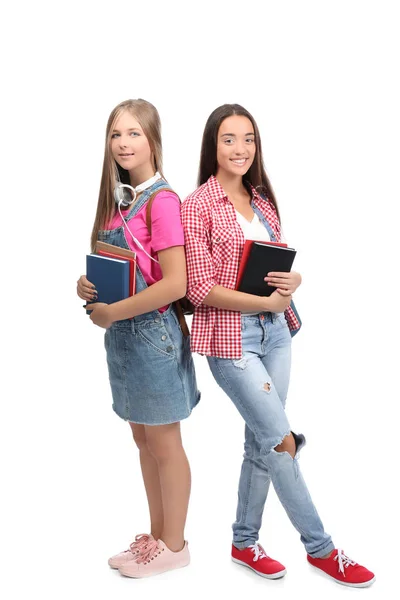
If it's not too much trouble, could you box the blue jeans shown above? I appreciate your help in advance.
[207,312,334,558]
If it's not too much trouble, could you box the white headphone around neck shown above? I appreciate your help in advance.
[114,172,162,208]
[114,183,137,208]
[113,172,162,264]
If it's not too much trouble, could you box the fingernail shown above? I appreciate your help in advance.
[91,285,96,289]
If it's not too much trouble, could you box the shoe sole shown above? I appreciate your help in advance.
[119,560,190,578]
[231,557,287,579]
[308,563,376,588]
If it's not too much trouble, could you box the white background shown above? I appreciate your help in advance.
[2,1,399,598]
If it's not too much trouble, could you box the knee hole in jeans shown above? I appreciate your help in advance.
[274,432,296,459]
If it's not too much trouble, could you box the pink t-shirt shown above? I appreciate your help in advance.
[107,191,184,311]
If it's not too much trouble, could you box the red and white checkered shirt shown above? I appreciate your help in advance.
[182,175,301,359]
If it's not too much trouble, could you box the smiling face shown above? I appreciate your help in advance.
[110,110,154,184]
[216,115,256,180]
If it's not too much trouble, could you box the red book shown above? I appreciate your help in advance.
[236,240,288,290]
[97,250,136,296]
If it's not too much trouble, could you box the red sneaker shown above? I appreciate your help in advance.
[307,548,375,587]
[231,543,286,579]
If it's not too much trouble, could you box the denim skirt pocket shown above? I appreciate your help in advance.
[137,321,176,358]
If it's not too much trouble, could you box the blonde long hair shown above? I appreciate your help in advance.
[90,99,164,251]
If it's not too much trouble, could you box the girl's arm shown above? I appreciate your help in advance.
[182,198,291,313]
[106,246,186,322]
[202,284,291,313]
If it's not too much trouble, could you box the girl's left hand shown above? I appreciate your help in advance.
[85,302,114,329]
[264,271,302,295]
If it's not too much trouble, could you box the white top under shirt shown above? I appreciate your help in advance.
[235,209,271,315]
[235,210,271,243]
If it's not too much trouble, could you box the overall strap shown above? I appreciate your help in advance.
[251,195,278,242]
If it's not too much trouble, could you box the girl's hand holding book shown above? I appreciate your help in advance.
[85,302,113,329]
[77,275,98,302]
[265,290,293,313]
[264,271,302,295]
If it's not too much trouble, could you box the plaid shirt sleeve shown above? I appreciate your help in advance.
[181,197,218,307]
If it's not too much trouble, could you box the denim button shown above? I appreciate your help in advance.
[161,335,167,341]
[154,317,160,323]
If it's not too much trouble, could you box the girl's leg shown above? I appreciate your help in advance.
[233,318,293,547]
[144,422,190,552]
[208,316,334,558]
[261,317,329,554]
[129,422,163,540]
[233,424,272,547]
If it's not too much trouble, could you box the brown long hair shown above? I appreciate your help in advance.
[198,104,280,220]
[90,99,164,251]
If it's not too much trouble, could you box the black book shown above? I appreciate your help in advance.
[237,242,297,296]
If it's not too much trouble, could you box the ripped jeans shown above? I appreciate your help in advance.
[207,312,334,558]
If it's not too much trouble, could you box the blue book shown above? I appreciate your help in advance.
[86,254,130,312]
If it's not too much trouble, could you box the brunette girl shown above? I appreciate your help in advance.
[181,104,374,587]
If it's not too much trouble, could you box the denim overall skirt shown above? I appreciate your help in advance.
[98,180,200,425]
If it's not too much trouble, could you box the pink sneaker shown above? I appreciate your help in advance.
[118,539,190,578]
[307,548,375,587]
[108,533,153,569]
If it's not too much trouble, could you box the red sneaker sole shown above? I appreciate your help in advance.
[308,563,376,588]
[232,557,287,579]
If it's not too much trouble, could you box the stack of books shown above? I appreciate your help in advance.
[86,242,136,313]
[236,240,296,296]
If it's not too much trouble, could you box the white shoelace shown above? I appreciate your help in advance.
[249,543,268,562]
[335,549,356,576]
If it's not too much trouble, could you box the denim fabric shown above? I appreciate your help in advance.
[99,179,200,425]
[207,312,333,557]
